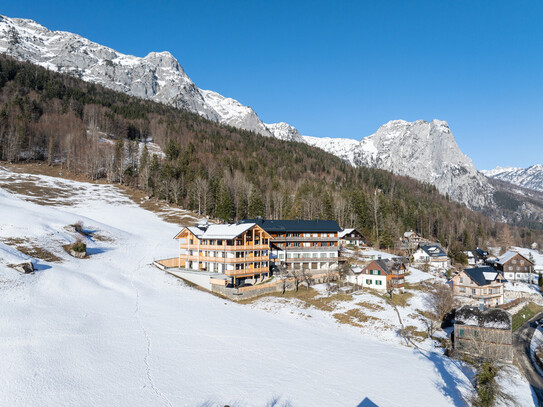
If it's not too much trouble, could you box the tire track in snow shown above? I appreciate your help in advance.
[131,253,173,407]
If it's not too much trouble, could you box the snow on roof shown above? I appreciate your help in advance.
[418,244,447,257]
[200,223,256,239]
[497,250,519,265]
[482,271,498,281]
[455,305,511,330]
[339,228,355,238]
[187,226,205,238]
[403,231,417,238]
[351,266,362,274]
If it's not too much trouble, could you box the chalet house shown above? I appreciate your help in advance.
[173,222,272,287]
[241,219,342,271]
[338,228,366,248]
[465,248,489,266]
[400,231,424,250]
[413,244,450,268]
[494,251,534,283]
[451,267,506,307]
[454,305,513,362]
[347,259,406,293]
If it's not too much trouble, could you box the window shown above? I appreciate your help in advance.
[376,280,382,285]
[471,289,476,295]
[459,329,465,337]
[366,279,372,285]
[459,277,463,283]
[459,287,466,293]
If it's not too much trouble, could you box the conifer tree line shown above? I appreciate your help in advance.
[1,55,541,255]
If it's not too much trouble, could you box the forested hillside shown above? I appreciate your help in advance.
[0,55,541,254]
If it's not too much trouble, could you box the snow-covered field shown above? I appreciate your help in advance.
[0,167,535,406]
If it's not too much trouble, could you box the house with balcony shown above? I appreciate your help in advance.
[451,266,506,307]
[347,259,406,293]
[172,222,272,287]
[241,218,341,271]
[413,243,450,268]
[454,305,513,362]
[338,228,366,248]
[494,250,534,283]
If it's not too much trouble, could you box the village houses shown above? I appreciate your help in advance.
[413,243,451,269]
[454,305,513,362]
[338,228,366,248]
[493,250,535,283]
[451,266,506,307]
[346,259,406,293]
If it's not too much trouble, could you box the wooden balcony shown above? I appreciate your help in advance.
[274,246,340,252]
[184,244,270,251]
[273,236,338,242]
[181,255,269,264]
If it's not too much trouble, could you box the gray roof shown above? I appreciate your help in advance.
[455,305,512,330]
[241,218,341,233]
[463,266,506,286]
[418,244,447,257]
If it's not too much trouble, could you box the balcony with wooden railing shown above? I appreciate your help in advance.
[181,255,269,264]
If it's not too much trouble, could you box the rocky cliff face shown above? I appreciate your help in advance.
[483,165,543,193]
[305,120,495,210]
[0,15,275,136]
[0,15,497,211]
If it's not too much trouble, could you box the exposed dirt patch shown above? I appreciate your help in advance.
[1,238,62,262]
[333,309,377,327]
[356,301,385,312]
[404,325,428,341]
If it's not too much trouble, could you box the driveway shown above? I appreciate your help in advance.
[514,311,543,406]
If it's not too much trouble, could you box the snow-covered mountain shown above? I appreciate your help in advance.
[303,120,493,209]
[0,15,274,137]
[482,165,543,193]
[0,15,495,210]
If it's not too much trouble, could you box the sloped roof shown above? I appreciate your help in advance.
[455,305,512,330]
[496,250,532,266]
[418,244,447,257]
[463,266,506,286]
[338,228,355,238]
[241,218,341,233]
[177,223,259,240]
[403,231,418,238]
[364,259,405,275]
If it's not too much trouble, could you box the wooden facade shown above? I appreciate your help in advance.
[174,224,272,286]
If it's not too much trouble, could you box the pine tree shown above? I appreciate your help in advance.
[248,192,265,218]
[215,184,234,222]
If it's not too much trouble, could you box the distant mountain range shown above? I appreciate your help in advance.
[2,14,543,222]
[483,165,543,193]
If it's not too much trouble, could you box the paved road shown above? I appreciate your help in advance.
[514,311,543,406]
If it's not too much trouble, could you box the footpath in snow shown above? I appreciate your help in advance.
[0,167,534,406]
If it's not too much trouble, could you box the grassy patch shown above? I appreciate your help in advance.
[404,325,428,340]
[356,301,385,312]
[240,287,352,311]
[1,238,62,262]
[387,292,414,307]
[512,302,543,331]
[333,308,377,327]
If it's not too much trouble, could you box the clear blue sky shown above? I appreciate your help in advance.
[4,1,543,169]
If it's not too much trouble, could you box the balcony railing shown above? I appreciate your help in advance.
[273,246,340,252]
[185,243,270,251]
[225,267,270,277]
[273,236,338,242]
[181,255,269,264]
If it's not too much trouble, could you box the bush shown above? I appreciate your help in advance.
[71,240,86,253]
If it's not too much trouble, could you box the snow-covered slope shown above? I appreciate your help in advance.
[483,165,543,193]
[0,167,500,406]
[265,122,304,142]
[0,15,276,137]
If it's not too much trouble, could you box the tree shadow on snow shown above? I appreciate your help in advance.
[33,263,52,271]
[417,350,468,406]
[86,247,112,256]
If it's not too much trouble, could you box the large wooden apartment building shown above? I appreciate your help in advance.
[241,219,342,271]
[174,222,272,286]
